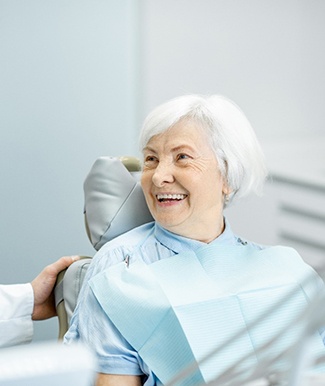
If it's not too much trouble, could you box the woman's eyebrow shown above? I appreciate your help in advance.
[171,145,196,153]
[142,145,156,153]
[143,144,196,153]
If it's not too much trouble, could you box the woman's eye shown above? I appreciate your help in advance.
[177,153,190,161]
[144,155,158,166]
[145,156,156,162]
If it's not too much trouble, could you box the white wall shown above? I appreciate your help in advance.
[139,0,325,252]
[0,0,139,341]
[139,0,325,142]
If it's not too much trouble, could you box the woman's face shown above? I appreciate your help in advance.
[141,120,228,243]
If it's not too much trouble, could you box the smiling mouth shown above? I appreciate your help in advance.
[156,194,188,202]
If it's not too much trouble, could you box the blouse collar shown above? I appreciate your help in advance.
[153,218,238,255]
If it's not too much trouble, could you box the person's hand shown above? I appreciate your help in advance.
[31,255,80,320]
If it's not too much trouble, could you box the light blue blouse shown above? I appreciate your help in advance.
[64,219,265,384]
[64,219,325,383]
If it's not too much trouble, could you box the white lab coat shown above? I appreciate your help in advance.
[0,283,33,348]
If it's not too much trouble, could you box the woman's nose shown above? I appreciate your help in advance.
[152,161,175,187]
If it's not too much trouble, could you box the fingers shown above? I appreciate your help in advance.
[31,255,81,320]
[49,255,81,275]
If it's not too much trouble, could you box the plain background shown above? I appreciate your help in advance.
[1,0,324,341]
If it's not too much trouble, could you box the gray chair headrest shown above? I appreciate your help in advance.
[83,156,153,250]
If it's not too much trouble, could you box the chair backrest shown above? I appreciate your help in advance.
[55,257,92,339]
[83,156,152,251]
[55,156,153,339]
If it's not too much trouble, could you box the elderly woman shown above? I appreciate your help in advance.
[64,95,325,385]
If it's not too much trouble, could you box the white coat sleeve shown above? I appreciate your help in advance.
[0,283,34,348]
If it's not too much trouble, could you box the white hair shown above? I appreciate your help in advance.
[139,94,268,206]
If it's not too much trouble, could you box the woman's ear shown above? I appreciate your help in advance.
[222,179,232,196]
[222,182,233,207]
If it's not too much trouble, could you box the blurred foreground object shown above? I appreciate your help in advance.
[0,342,96,386]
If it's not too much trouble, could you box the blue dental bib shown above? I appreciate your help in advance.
[90,243,325,385]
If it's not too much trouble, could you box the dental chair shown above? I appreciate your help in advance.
[55,156,153,339]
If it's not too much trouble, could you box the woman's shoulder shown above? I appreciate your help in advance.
[252,244,321,281]
[234,235,307,267]
[102,221,155,249]
[89,222,155,272]
[256,244,303,262]
[234,235,298,258]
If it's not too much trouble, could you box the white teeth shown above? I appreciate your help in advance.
[157,194,187,201]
